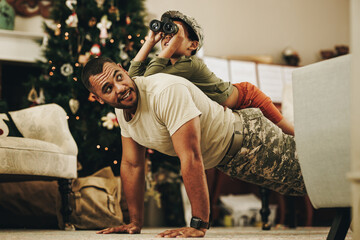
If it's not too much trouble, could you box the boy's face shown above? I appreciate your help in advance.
[160,21,196,58]
[89,62,138,111]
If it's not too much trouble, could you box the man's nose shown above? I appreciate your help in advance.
[114,83,126,94]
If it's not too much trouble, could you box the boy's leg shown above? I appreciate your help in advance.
[217,108,306,196]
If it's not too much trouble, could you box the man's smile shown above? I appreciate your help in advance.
[121,89,131,100]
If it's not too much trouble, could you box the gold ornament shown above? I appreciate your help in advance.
[96,0,105,8]
[54,27,61,36]
[125,41,134,52]
[27,86,38,102]
[78,52,91,65]
[88,17,97,27]
[109,6,120,21]
[69,98,80,114]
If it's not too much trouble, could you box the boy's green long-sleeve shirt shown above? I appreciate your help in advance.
[128,55,234,105]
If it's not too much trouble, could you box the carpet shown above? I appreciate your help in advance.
[0,227,352,239]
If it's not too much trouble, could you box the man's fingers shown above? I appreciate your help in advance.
[128,226,141,234]
[97,226,126,234]
[96,227,116,234]
[157,228,194,238]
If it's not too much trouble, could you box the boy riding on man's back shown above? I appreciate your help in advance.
[128,10,294,135]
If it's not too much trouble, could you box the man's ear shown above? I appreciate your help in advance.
[89,92,104,104]
[189,40,199,51]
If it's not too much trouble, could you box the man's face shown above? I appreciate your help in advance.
[89,62,138,110]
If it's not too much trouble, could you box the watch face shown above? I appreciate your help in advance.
[191,218,201,228]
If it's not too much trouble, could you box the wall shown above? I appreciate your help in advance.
[145,0,350,65]
[12,0,349,66]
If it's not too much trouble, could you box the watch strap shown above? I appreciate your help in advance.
[190,217,210,229]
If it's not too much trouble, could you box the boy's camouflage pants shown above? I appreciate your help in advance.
[217,108,306,196]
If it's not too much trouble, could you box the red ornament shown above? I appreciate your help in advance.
[90,44,101,56]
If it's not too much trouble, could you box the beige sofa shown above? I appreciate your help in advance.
[0,103,78,229]
[292,55,351,239]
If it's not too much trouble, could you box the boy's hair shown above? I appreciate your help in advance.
[161,10,204,55]
[81,57,114,91]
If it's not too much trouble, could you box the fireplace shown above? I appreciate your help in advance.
[0,29,43,111]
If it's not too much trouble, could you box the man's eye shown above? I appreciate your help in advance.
[105,86,112,93]
[116,74,122,81]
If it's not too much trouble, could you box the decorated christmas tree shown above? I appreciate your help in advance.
[31,0,149,176]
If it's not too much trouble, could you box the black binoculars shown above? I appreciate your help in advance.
[149,17,178,34]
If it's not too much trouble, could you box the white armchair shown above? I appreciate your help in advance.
[0,103,78,229]
[292,55,351,239]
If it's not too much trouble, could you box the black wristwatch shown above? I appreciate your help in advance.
[190,217,210,229]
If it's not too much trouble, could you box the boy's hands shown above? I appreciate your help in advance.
[166,23,185,50]
[146,30,163,45]
[158,23,186,59]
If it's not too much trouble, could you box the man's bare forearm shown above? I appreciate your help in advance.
[121,160,146,226]
[181,153,210,224]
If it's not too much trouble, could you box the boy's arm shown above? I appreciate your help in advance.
[128,31,162,77]
[134,31,162,62]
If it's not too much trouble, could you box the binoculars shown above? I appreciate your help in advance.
[149,17,178,34]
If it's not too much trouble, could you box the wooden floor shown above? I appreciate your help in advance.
[0,227,353,239]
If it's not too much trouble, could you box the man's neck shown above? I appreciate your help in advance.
[123,108,135,121]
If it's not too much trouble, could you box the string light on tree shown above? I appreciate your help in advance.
[126,16,131,25]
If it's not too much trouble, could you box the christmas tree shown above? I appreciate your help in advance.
[32,0,149,176]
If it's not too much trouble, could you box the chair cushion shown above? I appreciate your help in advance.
[0,137,77,179]
[9,104,78,156]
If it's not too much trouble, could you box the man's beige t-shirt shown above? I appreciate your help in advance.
[115,73,235,169]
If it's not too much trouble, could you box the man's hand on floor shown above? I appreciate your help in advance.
[96,223,141,234]
[156,227,206,238]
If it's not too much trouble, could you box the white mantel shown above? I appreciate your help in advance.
[0,29,44,63]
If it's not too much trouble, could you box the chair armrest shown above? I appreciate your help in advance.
[9,104,78,156]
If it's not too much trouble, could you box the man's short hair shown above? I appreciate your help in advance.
[81,57,114,91]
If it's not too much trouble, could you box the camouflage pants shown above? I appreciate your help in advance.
[217,108,306,196]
